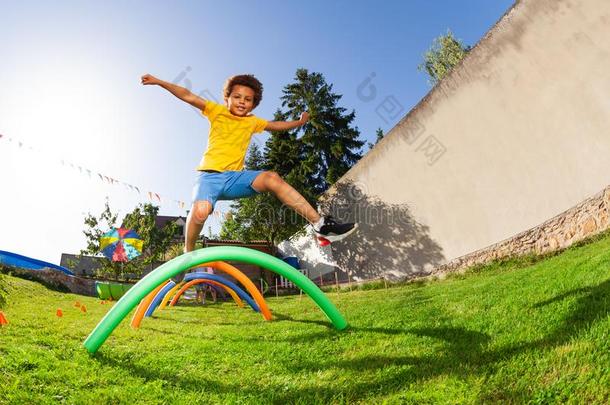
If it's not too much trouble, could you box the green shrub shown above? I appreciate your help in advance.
[0,267,8,308]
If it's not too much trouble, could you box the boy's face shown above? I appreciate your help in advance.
[226,84,255,117]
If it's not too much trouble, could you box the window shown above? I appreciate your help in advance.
[176,226,184,237]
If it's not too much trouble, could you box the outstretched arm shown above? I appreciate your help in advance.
[265,112,309,132]
[141,74,207,111]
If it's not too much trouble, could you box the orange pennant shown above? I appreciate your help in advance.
[0,311,8,325]
[56,309,63,317]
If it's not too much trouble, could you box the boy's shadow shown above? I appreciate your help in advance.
[320,181,445,281]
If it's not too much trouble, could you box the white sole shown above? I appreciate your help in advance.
[316,223,359,244]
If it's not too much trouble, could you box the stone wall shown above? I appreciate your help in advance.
[432,185,610,275]
[7,268,97,297]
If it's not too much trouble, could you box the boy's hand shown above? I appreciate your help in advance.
[299,111,310,124]
[141,73,207,110]
[265,111,311,132]
[141,74,160,85]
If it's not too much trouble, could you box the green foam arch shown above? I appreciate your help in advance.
[83,246,348,353]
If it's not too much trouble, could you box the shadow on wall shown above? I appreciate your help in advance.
[320,181,445,281]
[277,226,337,279]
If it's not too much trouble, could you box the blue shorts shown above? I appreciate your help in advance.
[191,170,264,207]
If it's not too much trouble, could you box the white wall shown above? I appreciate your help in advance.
[315,0,610,280]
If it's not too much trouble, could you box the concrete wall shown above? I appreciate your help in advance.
[319,0,610,280]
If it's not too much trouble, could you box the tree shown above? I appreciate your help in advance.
[279,68,364,194]
[122,203,178,270]
[219,194,286,246]
[419,30,471,86]
[80,201,177,280]
[165,240,204,261]
[367,128,384,150]
[245,142,265,171]
[80,200,134,280]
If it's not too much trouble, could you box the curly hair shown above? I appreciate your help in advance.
[223,74,263,108]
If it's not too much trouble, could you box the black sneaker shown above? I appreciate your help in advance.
[314,216,358,245]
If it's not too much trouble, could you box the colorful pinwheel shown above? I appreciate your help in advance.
[100,228,144,262]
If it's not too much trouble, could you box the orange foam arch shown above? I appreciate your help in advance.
[130,281,169,328]
[169,279,245,308]
[202,261,272,321]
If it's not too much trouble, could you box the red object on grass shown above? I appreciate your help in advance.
[0,311,8,325]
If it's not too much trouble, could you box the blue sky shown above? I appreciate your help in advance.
[0,0,514,264]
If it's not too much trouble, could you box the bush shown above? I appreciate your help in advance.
[0,266,8,308]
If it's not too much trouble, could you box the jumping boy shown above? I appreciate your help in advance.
[141,73,357,254]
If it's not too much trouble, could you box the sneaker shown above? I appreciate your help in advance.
[314,216,358,246]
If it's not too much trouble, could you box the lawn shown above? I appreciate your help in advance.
[1,236,609,404]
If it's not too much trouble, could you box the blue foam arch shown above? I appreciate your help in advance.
[177,273,260,312]
[144,280,176,317]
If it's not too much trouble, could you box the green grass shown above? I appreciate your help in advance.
[1,236,609,404]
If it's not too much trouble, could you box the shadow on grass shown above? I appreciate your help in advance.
[279,278,610,402]
[141,326,197,337]
[530,279,610,347]
[92,351,237,394]
[272,312,334,328]
[91,278,610,403]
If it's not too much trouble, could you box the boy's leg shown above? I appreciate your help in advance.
[251,171,357,242]
[185,200,213,253]
[251,171,321,224]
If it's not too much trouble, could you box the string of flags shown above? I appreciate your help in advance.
[0,133,229,220]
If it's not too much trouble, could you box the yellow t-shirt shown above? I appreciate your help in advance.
[197,100,268,171]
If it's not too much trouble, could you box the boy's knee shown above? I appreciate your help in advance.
[191,201,213,224]
[264,171,283,189]
[253,171,285,193]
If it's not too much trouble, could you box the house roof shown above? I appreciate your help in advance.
[203,238,270,246]
[155,215,186,228]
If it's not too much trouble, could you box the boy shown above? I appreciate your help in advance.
[141,73,357,254]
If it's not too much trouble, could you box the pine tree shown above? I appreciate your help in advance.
[245,142,265,171]
[279,68,364,194]
[367,128,384,150]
